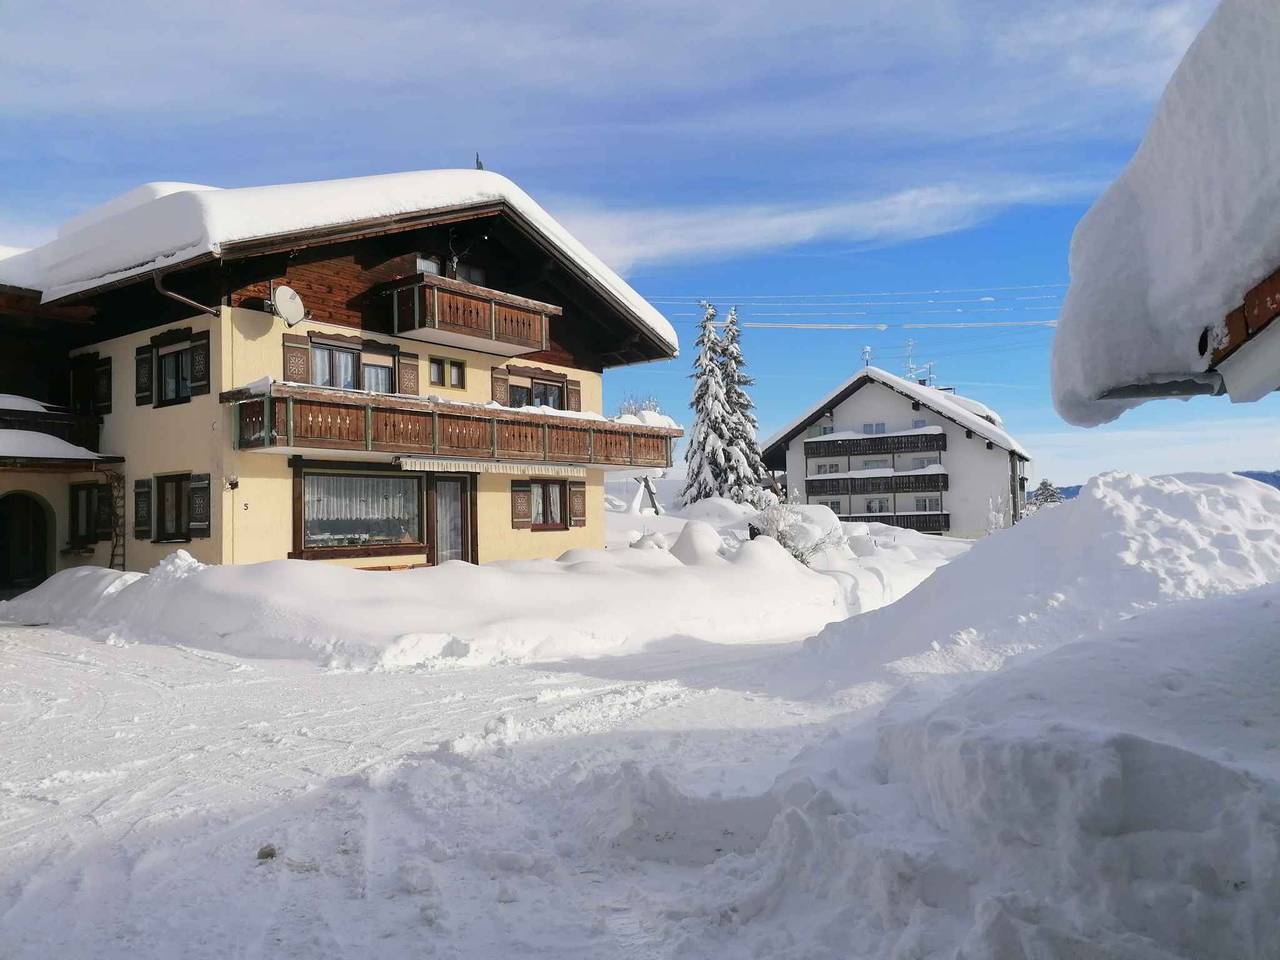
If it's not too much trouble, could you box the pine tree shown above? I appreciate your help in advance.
[1031,478,1064,505]
[718,305,768,501]
[680,303,735,506]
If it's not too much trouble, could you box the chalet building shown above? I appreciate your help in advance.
[762,367,1030,538]
[0,171,680,593]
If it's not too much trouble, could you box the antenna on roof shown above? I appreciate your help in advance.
[861,345,873,367]
[475,152,484,170]
[905,338,917,379]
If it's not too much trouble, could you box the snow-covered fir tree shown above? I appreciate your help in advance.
[1024,478,1065,516]
[718,305,768,501]
[680,303,736,505]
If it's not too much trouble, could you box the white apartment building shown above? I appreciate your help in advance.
[762,367,1030,538]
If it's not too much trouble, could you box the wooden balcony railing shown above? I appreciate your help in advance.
[845,512,950,533]
[224,383,679,468]
[807,472,949,497]
[805,431,947,458]
[0,407,101,452]
[379,272,556,354]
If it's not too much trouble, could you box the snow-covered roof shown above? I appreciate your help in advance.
[0,429,101,461]
[763,366,1029,460]
[0,170,677,356]
[1052,0,1280,426]
[0,394,52,413]
[805,425,942,444]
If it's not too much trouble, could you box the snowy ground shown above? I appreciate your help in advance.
[3,475,1280,958]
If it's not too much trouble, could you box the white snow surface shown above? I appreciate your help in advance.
[0,394,51,413]
[0,170,678,354]
[1053,0,1280,425]
[4,473,1280,958]
[0,429,101,461]
[765,367,1028,458]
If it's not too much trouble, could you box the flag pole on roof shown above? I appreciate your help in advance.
[475,153,484,170]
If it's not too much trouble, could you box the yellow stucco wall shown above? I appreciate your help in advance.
[71,314,224,572]
[0,470,112,576]
[474,469,605,562]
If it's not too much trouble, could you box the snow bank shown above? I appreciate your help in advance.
[661,583,1280,959]
[1,537,843,668]
[1053,0,1280,424]
[0,394,50,412]
[795,471,1280,691]
[0,429,102,460]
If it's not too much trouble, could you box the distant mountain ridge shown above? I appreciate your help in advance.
[1057,471,1280,500]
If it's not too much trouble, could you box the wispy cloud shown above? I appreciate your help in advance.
[556,178,1097,272]
[1025,415,1280,485]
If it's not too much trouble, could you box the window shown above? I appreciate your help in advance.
[862,422,886,435]
[157,347,192,406]
[530,479,566,530]
[155,474,191,541]
[820,424,834,436]
[416,254,442,276]
[863,459,889,469]
[69,483,99,547]
[509,383,532,407]
[362,363,393,394]
[303,473,422,549]
[311,345,357,390]
[455,263,486,286]
[821,500,842,512]
[912,419,927,429]
[915,497,942,512]
[866,497,891,514]
[911,456,939,470]
[532,380,563,409]
[429,358,465,389]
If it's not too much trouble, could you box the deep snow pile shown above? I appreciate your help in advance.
[0,530,844,668]
[1053,0,1280,424]
[795,471,1280,691]
[651,584,1280,959]
[607,496,968,616]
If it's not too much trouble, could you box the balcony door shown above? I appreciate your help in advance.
[431,476,471,564]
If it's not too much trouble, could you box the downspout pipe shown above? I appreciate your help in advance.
[153,269,219,318]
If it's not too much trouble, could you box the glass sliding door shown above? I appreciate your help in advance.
[433,477,469,563]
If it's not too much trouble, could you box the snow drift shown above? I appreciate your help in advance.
[0,533,844,668]
[795,471,1280,691]
[1053,0,1280,424]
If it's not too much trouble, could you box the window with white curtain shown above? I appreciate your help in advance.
[303,473,421,548]
[311,345,357,390]
[362,363,393,394]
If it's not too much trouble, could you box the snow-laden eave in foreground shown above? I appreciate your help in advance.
[1052,0,1280,426]
[0,429,102,461]
[764,367,1028,460]
[5,170,678,357]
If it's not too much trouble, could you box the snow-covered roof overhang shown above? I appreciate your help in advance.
[1052,0,1280,426]
[762,366,1029,464]
[6,170,678,360]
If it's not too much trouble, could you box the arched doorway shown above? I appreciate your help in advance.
[0,491,52,596]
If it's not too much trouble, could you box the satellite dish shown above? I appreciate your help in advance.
[271,284,306,326]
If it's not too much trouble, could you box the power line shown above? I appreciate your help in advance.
[645,282,1068,302]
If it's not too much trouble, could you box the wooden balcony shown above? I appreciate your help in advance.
[805,431,947,459]
[806,472,948,497]
[845,512,950,533]
[223,382,679,469]
[377,272,556,357]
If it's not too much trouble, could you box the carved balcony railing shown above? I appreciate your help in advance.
[805,431,947,459]
[844,513,950,533]
[806,472,949,497]
[223,382,679,468]
[376,272,556,356]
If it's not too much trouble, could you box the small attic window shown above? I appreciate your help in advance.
[416,255,442,276]
[456,263,486,286]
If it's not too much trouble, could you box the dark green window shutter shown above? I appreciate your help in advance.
[133,479,152,539]
[189,473,212,538]
[135,346,154,406]
[94,484,114,541]
[95,357,112,414]
[189,331,211,396]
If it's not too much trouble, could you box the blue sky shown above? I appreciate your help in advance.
[4,0,1277,483]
